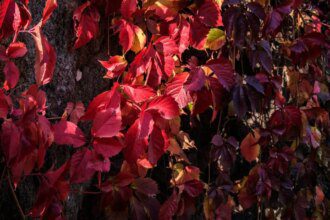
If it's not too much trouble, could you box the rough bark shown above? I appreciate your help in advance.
[0,0,111,219]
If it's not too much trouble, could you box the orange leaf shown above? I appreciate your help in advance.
[315,185,324,205]
[240,129,261,163]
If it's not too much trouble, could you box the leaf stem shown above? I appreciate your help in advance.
[0,166,6,189]
[7,171,25,219]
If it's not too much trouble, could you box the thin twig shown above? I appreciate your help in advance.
[0,166,6,189]
[7,172,25,219]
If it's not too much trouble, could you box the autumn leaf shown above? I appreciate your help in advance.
[92,107,122,138]
[206,57,235,90]
[41,0,58,26]
[6,41,27,58]
[120,0,137,19]
[3,61,19,90]
[165,72,191,108]
[240,129,261,163]
[30,25,56,86]
[73,1,100,49]
[53,120,85,148]
[205,28,225,50]
[99,55,127,79]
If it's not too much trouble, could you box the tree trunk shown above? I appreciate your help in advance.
[0,0,110,219]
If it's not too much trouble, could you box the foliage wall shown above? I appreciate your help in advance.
[0,0,329,219]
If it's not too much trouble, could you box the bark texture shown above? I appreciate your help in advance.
[0,0,111,219]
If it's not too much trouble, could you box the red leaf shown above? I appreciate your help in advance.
[31,25,56,86]
[196,0,222,27]
[315,185,325,206]
[122,84,156,103]
[189,16,209,50]
[87,151,110,172]
[129,46,153,77]
[82,83,120,120]
[0,119,21,164]
[6,41,27,58]
[36,115,54,168]
[165,72,191,108]
[0,0,21,39]
[268,106,302,136]
[192,88,212,115]
[17,3,31,30]
[120,0,137,19]
[0,90,11,119]
[168,17,190,56]
[53,120,85,147]
[30,161,69,218]
[183,179,204,197]
[117,19,134,53]
[208,76,227,111]
[147,96,180,120]
[154,36,179,56]
[3,61,19,90]
[73,2,100,48]
[240,129,260,163]
[0,0,12,28]
[99,55,127,79]
[70,148,95,183]
[184,67,206,92]
[133,178,159,196]
[93,137,124,158]
[11,151,37,187]
[288,32,326,66]
[124,111,154,163]
[21,84,47,114]
[148,125,169,165]
[111,172,135,187]
[41,0,57,26]
[159,190,180,220]
[206,57,235,90]
[91,107,122,138]
[68,101,85,124]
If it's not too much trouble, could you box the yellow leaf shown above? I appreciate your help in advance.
[131,25,146,53]
[205,28,225,50]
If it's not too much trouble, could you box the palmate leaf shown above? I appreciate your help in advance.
[1,0,328,218]
[91,107,122,138]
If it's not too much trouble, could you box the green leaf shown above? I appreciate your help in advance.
[205,28,225,50]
